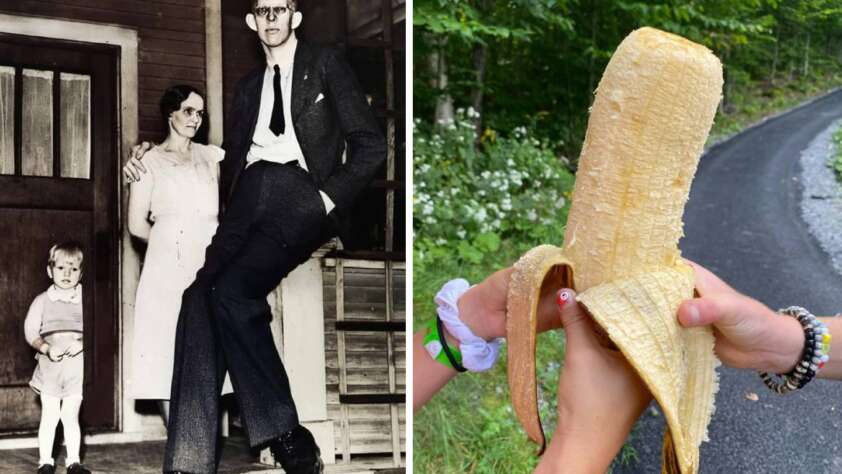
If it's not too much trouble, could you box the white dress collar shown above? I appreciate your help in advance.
[47,284,82,304]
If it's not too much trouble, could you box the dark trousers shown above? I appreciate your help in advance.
[163,161,335,473]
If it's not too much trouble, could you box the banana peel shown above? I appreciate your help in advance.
[506,28,723,474]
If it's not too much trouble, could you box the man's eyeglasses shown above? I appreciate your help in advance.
[254,6,290,18]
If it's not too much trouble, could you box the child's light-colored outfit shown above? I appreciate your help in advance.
[24,285,84,398]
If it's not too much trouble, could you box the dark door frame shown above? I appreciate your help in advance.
[0,33,119,433]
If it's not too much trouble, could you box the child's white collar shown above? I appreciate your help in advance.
[47,284,82,304]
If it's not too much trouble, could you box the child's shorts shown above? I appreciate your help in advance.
[30,352,83,399]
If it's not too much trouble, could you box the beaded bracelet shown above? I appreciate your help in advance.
[758,306,831,394]
[422,317,466,372]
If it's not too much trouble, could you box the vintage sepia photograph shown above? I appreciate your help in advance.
[0,0,405,473]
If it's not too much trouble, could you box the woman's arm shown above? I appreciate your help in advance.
[412,330,458,410]
[679,261,842,378]
[413,268,564,410]
[128,164,154,241]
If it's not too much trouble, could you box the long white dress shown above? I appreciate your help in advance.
[130,144,233,399]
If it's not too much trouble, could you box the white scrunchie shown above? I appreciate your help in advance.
[435,279,503,372]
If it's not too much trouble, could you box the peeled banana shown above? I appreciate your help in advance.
[506,27,723,474]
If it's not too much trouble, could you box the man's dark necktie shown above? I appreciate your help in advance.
[269,65,285,135]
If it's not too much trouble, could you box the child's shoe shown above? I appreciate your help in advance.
[66,463,90,474]
[36,465,55,474]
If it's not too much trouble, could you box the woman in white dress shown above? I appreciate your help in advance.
[127,85,232,422]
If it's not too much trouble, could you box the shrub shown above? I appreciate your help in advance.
[414,109,575,266]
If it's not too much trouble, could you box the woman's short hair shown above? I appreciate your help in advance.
[48,242,84,268]
[159,84,203,121]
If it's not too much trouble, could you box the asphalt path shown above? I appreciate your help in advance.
[616,89,842,474]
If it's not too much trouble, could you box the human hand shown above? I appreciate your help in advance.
[124,141,152,183]
[457,267,564,342]
[66,339,84,357]
[46,344,68,362]
[677,261,803,374]
[536,289,651,473]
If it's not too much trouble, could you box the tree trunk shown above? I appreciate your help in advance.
[719,50,730,115]
[429,35,454,126]
[771,26,780,82]
[470,42,488,143]
[803,32,810,77]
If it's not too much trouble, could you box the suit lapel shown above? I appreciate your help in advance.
[291,40,313,122]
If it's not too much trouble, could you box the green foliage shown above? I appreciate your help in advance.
[414,110,574,267]
[415,0,842,159]
[829,123,842,182]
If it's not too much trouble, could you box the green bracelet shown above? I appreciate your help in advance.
[423,317,464,371]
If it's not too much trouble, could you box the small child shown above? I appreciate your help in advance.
[23,242,91,474]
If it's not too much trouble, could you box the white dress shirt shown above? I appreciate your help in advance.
[247,57,335,213]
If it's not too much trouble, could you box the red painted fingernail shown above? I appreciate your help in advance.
[557,290,570,308]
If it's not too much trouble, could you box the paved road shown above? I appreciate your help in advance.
[617,89,842,474]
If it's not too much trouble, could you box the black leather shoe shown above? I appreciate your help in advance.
[269,425,324,474]
[36,465,54,474]
[66,463,91,474]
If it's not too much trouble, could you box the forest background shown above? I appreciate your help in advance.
[413,1,842,472]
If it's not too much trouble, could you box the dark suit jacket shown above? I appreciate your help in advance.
[220,40,386,241]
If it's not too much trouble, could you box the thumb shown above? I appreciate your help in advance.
[678,296,732,328]
[557,289,600,349]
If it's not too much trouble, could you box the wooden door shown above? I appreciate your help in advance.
[0,34,118,433]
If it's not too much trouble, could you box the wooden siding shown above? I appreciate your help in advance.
[0,0,208,143]
[323,266,406,456]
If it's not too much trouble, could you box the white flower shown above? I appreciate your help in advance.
[475,208,487,222]
[435,238,447,245]
[526,209,538,221]
[555,196,567,208]
[456,229,466,239]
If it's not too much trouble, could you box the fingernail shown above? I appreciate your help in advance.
[557,290,570,308]
[687,303,700,325]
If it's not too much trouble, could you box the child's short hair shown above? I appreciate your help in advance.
[48,241,84,268]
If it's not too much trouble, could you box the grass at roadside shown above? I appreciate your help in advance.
[709,73,842,144]
[829,124,842,183]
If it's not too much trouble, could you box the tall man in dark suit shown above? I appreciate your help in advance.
[128,1,385,472]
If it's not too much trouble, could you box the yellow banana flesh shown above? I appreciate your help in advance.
[506,27,723,474]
